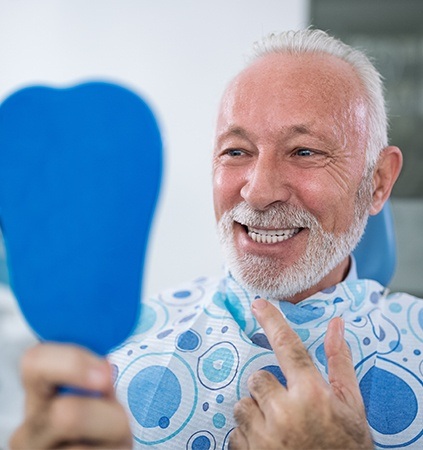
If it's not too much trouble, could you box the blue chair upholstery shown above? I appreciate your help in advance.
[352,201,397,286]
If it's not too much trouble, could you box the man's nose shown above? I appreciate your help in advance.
[240,156,291,210]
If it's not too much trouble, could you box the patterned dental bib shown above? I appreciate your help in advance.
[109,274,423,449]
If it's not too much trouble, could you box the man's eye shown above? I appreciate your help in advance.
[226,149,244,157]
[296,148,314,157]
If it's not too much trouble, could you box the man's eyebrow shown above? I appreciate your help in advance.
[215,127,254,146]
[285,124,337,146]
[282,124,336,145]
[218,127,250,139]
[288,124,312,135]
[282,123,328,139]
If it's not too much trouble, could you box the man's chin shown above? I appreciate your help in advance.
[217,200,370,300]
[226,254,315,301]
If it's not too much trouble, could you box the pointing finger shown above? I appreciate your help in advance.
[252,298,320,386]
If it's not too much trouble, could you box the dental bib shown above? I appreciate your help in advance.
[110,274,423,449]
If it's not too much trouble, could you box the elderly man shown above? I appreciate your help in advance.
[11,29,422,450]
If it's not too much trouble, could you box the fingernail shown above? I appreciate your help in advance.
[252,298,268,310]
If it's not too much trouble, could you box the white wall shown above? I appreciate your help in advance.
[0,0,308,297]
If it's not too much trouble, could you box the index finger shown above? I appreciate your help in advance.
[22,343,112,413]
[251,298,320,385]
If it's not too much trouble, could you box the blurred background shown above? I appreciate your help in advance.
[310,0,423,297]
[0,0,421,446]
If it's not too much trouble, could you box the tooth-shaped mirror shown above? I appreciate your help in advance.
[0,82,162,355]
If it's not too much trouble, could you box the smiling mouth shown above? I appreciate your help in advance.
[240,224,302,244]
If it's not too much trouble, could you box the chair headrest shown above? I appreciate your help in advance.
[352,201,396,286]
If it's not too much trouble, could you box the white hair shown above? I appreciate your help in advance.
[250,29,388,171]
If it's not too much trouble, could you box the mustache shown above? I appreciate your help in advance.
[225,202,319,229]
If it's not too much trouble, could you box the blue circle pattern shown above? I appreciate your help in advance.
[128,365,181,429]
[192,435,211,450]
[187,430,216,450]
[110,277,423,449]
[360,366,417,434]
[174,290,191,298]
[177,329,202,352]
[216,394,224,404]
[197,342,239,390]
[213,413,226,429]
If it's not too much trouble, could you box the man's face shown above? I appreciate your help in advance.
[213,53,374,302]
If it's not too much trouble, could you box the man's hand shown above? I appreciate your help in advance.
[10,343,132,449]
[230,299,373,450]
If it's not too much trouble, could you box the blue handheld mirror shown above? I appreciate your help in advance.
[0,81,162,356]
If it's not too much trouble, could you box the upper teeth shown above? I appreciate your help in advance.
[247,226,300,244]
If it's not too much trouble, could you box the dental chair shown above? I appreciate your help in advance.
[352,201,397,286]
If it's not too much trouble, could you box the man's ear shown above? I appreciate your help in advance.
[370,146,403,215]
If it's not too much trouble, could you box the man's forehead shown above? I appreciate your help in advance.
[217,52,367,129]
[214,52,369,153]
[221,52,363,104]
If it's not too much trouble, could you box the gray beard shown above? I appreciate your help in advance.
[217,175,373,301]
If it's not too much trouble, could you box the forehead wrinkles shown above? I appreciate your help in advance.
[217,53,370,151]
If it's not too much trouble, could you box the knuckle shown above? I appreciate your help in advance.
[62,347,90,370]
[291,346,312,368]
[233,397,254,424]
[22,344,92,385]
[21,345,43,376]
[248,369,278,396]
[229,427,248,450]
[113,403,133,444]
[297,378,332,409]
[20,345,54,394]
[49,397,83,439]
[247,370,261,390]
[272,329,311,363]
[251,368,274,384]
[271,327,292,350]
